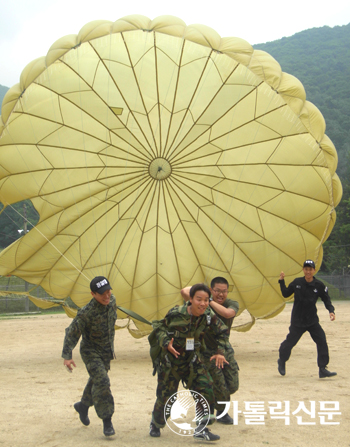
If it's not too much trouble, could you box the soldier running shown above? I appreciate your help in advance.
[62,276,117,437]
[149,283,229,441]
[182,277,239,424]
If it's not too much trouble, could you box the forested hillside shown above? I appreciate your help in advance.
[0,24,349,272]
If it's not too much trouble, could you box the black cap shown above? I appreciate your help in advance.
[90,276,112,294]
[303,260,315,269]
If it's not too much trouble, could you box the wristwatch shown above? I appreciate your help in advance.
[209,297,213,302]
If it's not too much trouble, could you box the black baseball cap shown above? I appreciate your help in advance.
[90,276,112,294]
[303,260,315,269]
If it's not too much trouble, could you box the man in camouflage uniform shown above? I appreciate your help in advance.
[149,283,229,442]
[181,277,239,424]
[62,276,117,437]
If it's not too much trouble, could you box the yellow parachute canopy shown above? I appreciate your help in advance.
[0,15,342,334]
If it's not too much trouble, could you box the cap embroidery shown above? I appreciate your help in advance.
[96,279,108,288]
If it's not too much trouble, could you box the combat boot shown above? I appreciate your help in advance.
[193,424,220,441]
[74,401,90,426]
[277,359,286,376]
[319,367,337,378]
[103,417,115,436]
[149,422,161,437]
[216,410,233,424]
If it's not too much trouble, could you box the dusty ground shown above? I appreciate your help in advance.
[0,301,349,447]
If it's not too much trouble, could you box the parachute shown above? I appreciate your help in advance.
[0,15,342,335]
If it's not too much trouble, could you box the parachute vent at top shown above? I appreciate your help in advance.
[0,15,342,335]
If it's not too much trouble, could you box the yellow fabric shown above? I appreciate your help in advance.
[62,305,78,318]
[0,15,342,334]
[28,296,60,309]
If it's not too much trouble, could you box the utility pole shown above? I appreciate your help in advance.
[23,202,27,234]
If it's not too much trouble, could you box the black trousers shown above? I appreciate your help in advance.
[279,322,329,368]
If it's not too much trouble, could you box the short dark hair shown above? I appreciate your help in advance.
[189,283,210,299]
[210,277,229,289]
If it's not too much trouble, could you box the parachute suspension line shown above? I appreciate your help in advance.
[39,47,103,285]
[85,37,117,279]
[95,29,183,297]
[39,34,155,288]
[0,77,88,288]
[89,27,182,298]
[203,51,245,286]
[163,47,262,288]
[0,204,34,246]
[103,31,162,286]
[160,46,222,287]
[0,17,338,326]
[205,79,294,290]
[38,35,149,286]
[91,33,156,280]
[5,202,90,282]
[0,203,25,225]
[166,48,257,286]
[7,47,101,289]
[67,39,122,279]
[67,30,146,286]
[151,30,188,301]
[153,31,162,159]
[204,76,265,283]
[208,105,315,291]
[197,62,279,286]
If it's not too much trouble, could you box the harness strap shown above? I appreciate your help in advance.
[116,305,152,325]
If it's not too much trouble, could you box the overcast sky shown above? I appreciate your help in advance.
[1,0,350,88]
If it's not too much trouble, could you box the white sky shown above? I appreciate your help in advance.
[1,0,350,88]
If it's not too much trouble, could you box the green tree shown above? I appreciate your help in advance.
[254,24,350,168]
[322,149,350,273]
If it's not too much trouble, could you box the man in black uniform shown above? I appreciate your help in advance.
[62,276,117,436]
[278,260,336,378]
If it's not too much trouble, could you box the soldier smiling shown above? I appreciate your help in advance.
[62,276,117,437]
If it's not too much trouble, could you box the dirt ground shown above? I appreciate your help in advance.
[1,301,349,447]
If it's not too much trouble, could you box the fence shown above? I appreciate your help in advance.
[317,274,350,300]
[0,296,41,314]
[0,281,64,315]
[1,274,349,316]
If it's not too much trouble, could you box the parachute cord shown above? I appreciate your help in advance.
[4,202,90,282]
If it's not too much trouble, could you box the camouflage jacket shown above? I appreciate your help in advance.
[62,294,117,361]
[204,298,239,352]
[154,303,228,364]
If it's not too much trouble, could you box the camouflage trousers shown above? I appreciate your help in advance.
[152,359,215,428]
[203,346,239,414]
[80,354,114,420]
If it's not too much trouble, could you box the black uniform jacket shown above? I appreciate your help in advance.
[279,277,335,327]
